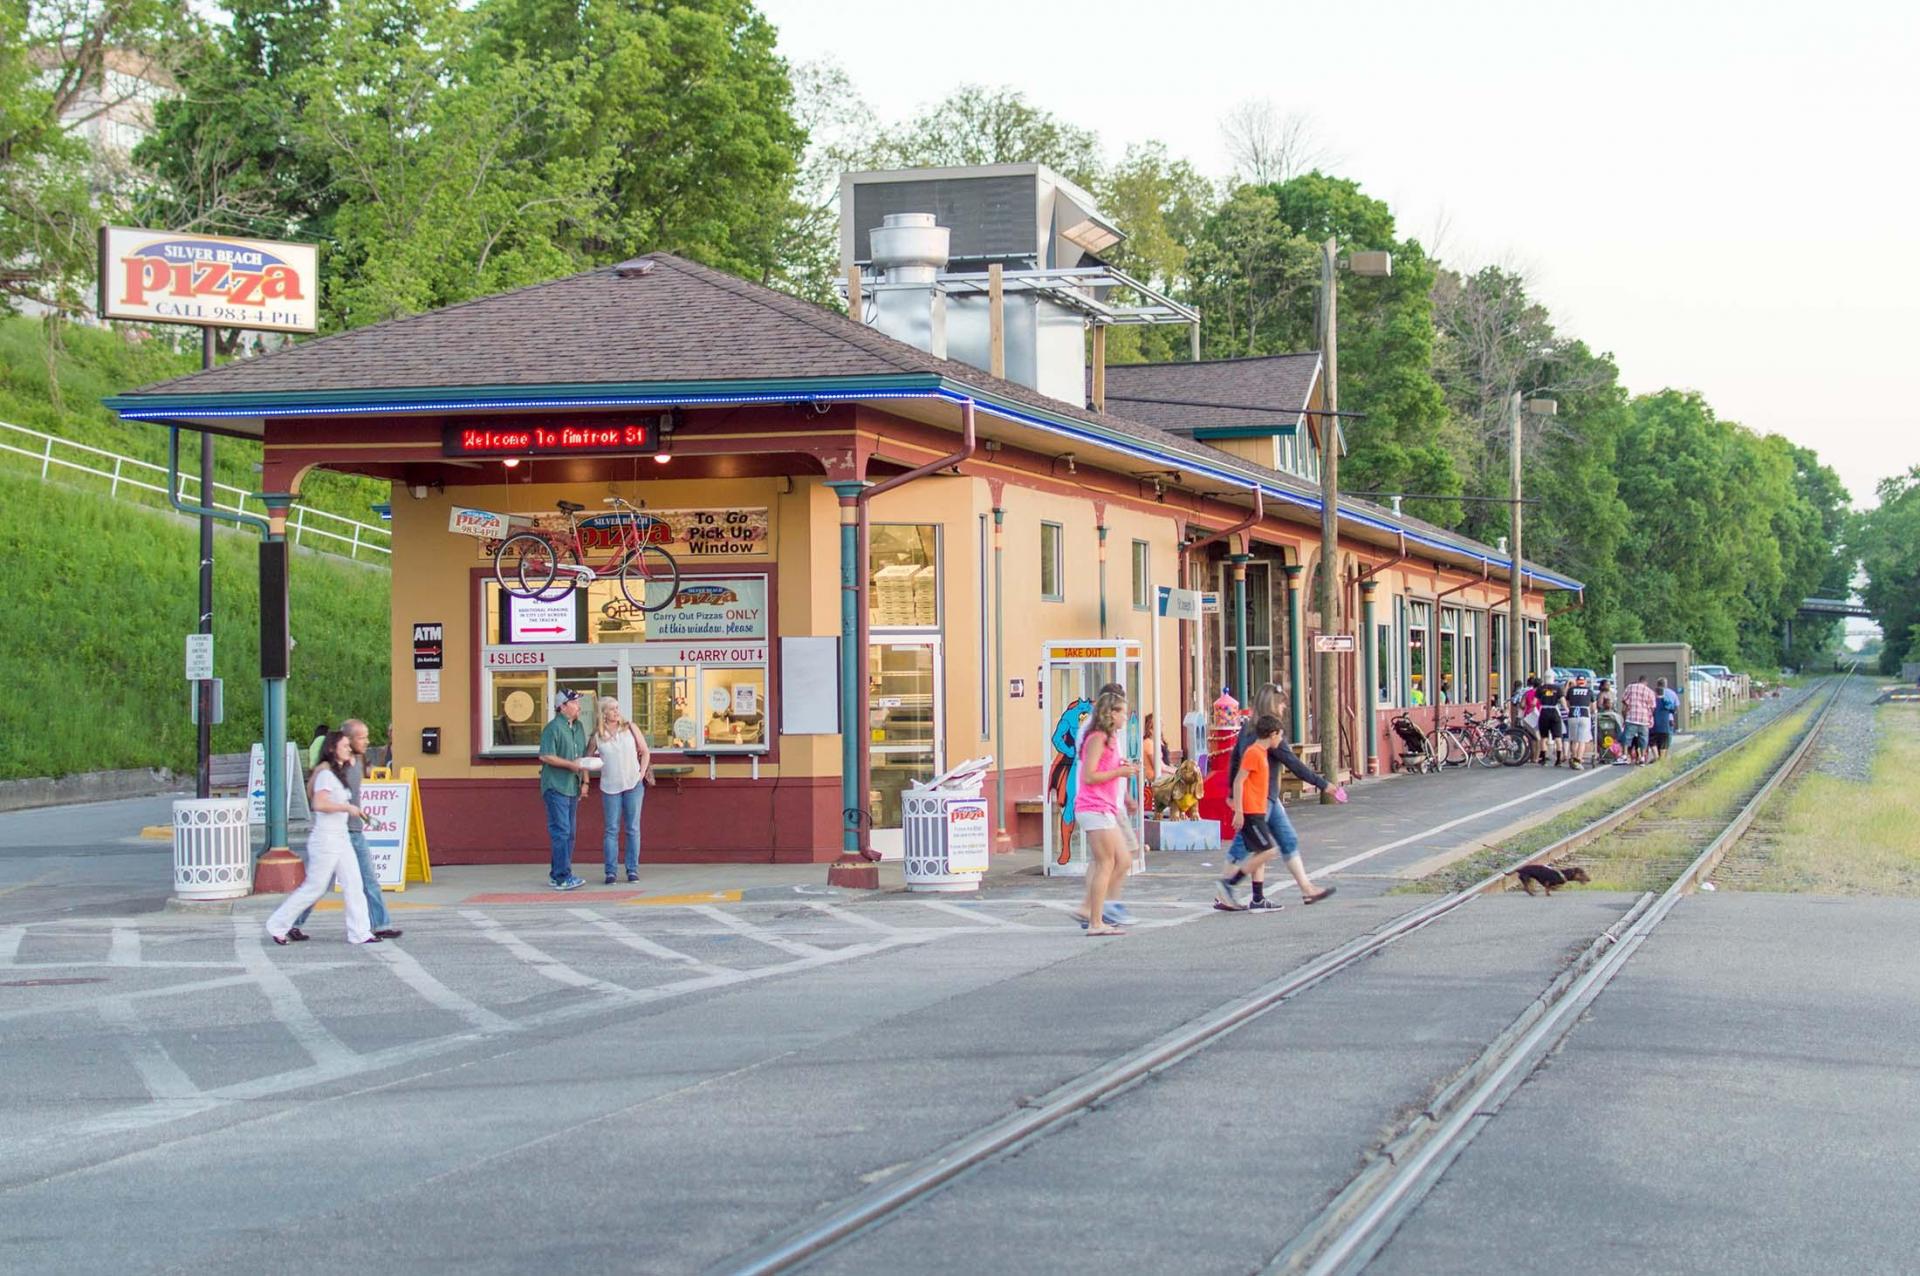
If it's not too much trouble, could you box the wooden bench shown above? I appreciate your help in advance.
[209,752,251,796]
[1279,743,1321,802]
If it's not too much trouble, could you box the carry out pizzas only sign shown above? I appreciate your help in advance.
[98,227,319,333]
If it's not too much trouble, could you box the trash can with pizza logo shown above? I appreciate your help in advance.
[902,756,994,894]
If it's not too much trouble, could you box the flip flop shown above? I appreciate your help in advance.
[1302,887,1337,904]
[1085,926,1128,937]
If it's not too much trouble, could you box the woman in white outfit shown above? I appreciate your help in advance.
[588,698,651,884]
[267,731,379,946]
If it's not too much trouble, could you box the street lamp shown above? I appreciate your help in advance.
[1316,239,1391,801]
[1506,392,1557,718]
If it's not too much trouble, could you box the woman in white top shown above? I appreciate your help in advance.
[266,731,378,945]
[588,698,652,884]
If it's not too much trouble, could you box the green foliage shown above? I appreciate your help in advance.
[876,85,1102,188]
[0,316,388,534]
[0,466,390,779]
[1095,144,1217,365]
[1855,468,1920,673]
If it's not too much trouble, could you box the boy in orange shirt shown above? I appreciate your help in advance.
[1218,714,1285,912]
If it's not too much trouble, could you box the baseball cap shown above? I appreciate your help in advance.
[555,689,582,707]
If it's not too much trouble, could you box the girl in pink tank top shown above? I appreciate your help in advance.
[1076,689,1137,936]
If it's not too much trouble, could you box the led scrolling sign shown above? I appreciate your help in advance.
[442,418,663,458]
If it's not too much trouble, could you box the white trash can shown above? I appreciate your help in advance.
[903,756,993,894]
[172,798,253,901]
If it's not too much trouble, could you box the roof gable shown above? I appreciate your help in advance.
[1102,353,1321,436]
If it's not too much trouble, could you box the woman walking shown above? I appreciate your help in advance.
[1074,688,1139,936]
[266,731,378,946]
[589,698,652,884]
[1216,683,1341,909]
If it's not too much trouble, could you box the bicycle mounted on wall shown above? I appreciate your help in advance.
[492,497,682,612]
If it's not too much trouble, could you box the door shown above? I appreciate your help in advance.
[868,638,943,859]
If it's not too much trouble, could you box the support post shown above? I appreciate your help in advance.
[1097,521,1109,638]
[196,330,215,799]
[251,498,302,893]
[1090,324,1107,412]
[1284,562,1306,743]
[846,265,863,323]
[1317,237,1342,797]
[1508,391,1525,712]
[827,480,877,887]
[1230,547,1251,703]
[1360,579,1380,773]
[988,264,1005,379]
[992,504,1009,849]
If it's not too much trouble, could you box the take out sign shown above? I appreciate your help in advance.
[98,226,318,333]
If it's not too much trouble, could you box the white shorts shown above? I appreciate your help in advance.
[1075,810,1120,831]
[1568,717,1593,742]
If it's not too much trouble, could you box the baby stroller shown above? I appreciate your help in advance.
[1596,710,1626,765]
[1391,713,1440,774]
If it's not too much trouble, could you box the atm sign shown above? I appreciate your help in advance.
[444,420,661,457]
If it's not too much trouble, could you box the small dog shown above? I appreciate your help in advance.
[1513,863,1591,896]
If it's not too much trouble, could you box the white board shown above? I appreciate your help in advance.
[780,636,840,734]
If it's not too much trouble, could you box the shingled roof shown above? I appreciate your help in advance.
[114,253,1580,590]
[1102,353,1322,436]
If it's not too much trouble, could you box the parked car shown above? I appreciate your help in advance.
[1693,663,1736,682]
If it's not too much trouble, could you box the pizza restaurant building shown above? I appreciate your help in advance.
[108,166,1579,865]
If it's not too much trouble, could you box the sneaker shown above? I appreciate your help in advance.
[1215,878,1243,909]
[1104,903,1135,926]
[627,873,639,883]
[604,873,617,885]
[1247,897,1284,912]
[552,876,585,892]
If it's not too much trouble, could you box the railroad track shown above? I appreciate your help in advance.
[712,673,1854,1276]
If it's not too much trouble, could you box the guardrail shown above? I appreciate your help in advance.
[0,419,390,561]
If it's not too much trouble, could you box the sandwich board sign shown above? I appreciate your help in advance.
[351,767,434,889]
[247,741,312,825]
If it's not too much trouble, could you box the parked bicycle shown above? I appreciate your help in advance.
[1450,710,1534,768]
[492,497,681,612]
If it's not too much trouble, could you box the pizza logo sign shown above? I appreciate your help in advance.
[671,585,739,609]
[100,228,318,332]
[120,240,304,308]
[578,513,672,551]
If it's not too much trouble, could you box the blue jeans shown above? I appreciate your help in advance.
[295,828,389,930]
[1226,802,1303,863]
[602,786,644,876]
[544,788,578,883]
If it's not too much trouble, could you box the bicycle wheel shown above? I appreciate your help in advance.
[619,543,682,613]
[1437,729,1472,769]
[497,533,553,598]
[1495,724,1534,767]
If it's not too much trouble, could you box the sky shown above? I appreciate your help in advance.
[759,0,1917,512]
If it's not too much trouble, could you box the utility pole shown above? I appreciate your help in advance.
[1316,239,1340,800]
[1507,390,1525,716]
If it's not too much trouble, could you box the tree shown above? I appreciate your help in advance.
[877,85,1101,188]
[289,0,607,329]
[1185,185,1319,359]
[1855,467,1920,673]
[1095,143,1215,364]
[2,0,189,315]
[1219,100,1332,186]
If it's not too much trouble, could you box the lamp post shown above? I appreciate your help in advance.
[1316,240,1391,799]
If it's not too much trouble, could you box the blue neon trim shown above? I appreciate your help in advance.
[113,379,1581,591]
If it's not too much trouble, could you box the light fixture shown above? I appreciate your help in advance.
[1348,250,1393,277]
[653,452,671,465]
[502,457,521,469]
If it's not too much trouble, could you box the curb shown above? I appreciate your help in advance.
[0,769,183,814]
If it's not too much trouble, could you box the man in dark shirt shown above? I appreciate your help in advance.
[1563,674,1595,771]
[1534,676,1567,767]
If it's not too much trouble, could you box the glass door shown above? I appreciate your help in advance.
[868,638,943,859]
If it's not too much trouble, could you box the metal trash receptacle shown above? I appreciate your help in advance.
[903,756,993,894]
[172,798,253,900]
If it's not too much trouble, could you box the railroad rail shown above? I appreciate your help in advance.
[713,673,1852,1276]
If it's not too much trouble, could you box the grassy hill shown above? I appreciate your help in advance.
[0,316,388,533]
[0,465,391,780]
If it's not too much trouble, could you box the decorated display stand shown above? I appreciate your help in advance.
[1040,640,1147,878]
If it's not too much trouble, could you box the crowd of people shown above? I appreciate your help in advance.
[1510,671,1683,769]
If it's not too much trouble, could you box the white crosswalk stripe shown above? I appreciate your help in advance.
[231,918,357,1071]
[687,904,830,957]
[567,908,737,977]
[461,910,635,995]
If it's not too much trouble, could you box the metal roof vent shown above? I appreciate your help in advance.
[613,258,656,278]
[866,213,949,359]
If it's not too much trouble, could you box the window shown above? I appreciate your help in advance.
[870,524,939,628]
[1408,601,1432,704]
[1375,621,1394,706]
[1490,612,1508,699]
[1040,522,1064,602]
[1219,560,1274,695]
[1131,540,1151,610]
[1463,612,1482,705]
[1439,607,1461,704]
[477,572,771,756]
[1525,619,1544,679]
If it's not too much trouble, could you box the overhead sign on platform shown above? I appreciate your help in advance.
[443,420,662,458]
[99,227,318,332]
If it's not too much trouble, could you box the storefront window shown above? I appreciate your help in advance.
[1219,560,1273,695]
[1408,601,1432,704]
[870,524,938,628]
[1131,540,1150,610]
[477,571,771,756]
[1439,607,1460,703]
[1375,621,1394,705]
[697,667,767,750]
[1040,522,1063,601]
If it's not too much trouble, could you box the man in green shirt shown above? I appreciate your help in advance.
[538,690,589,890]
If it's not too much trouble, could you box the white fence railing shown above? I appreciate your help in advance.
[0,419,391,561]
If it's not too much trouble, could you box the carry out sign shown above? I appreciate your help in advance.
[98,227,319,333]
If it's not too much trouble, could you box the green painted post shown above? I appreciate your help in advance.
[1360,579,1379,773]
[827,481,868,854]
[1230,551,1251,703]
[992,506,1007,843]
[1283,563,1306,742]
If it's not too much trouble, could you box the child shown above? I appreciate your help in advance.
[1217,714,1286,912]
